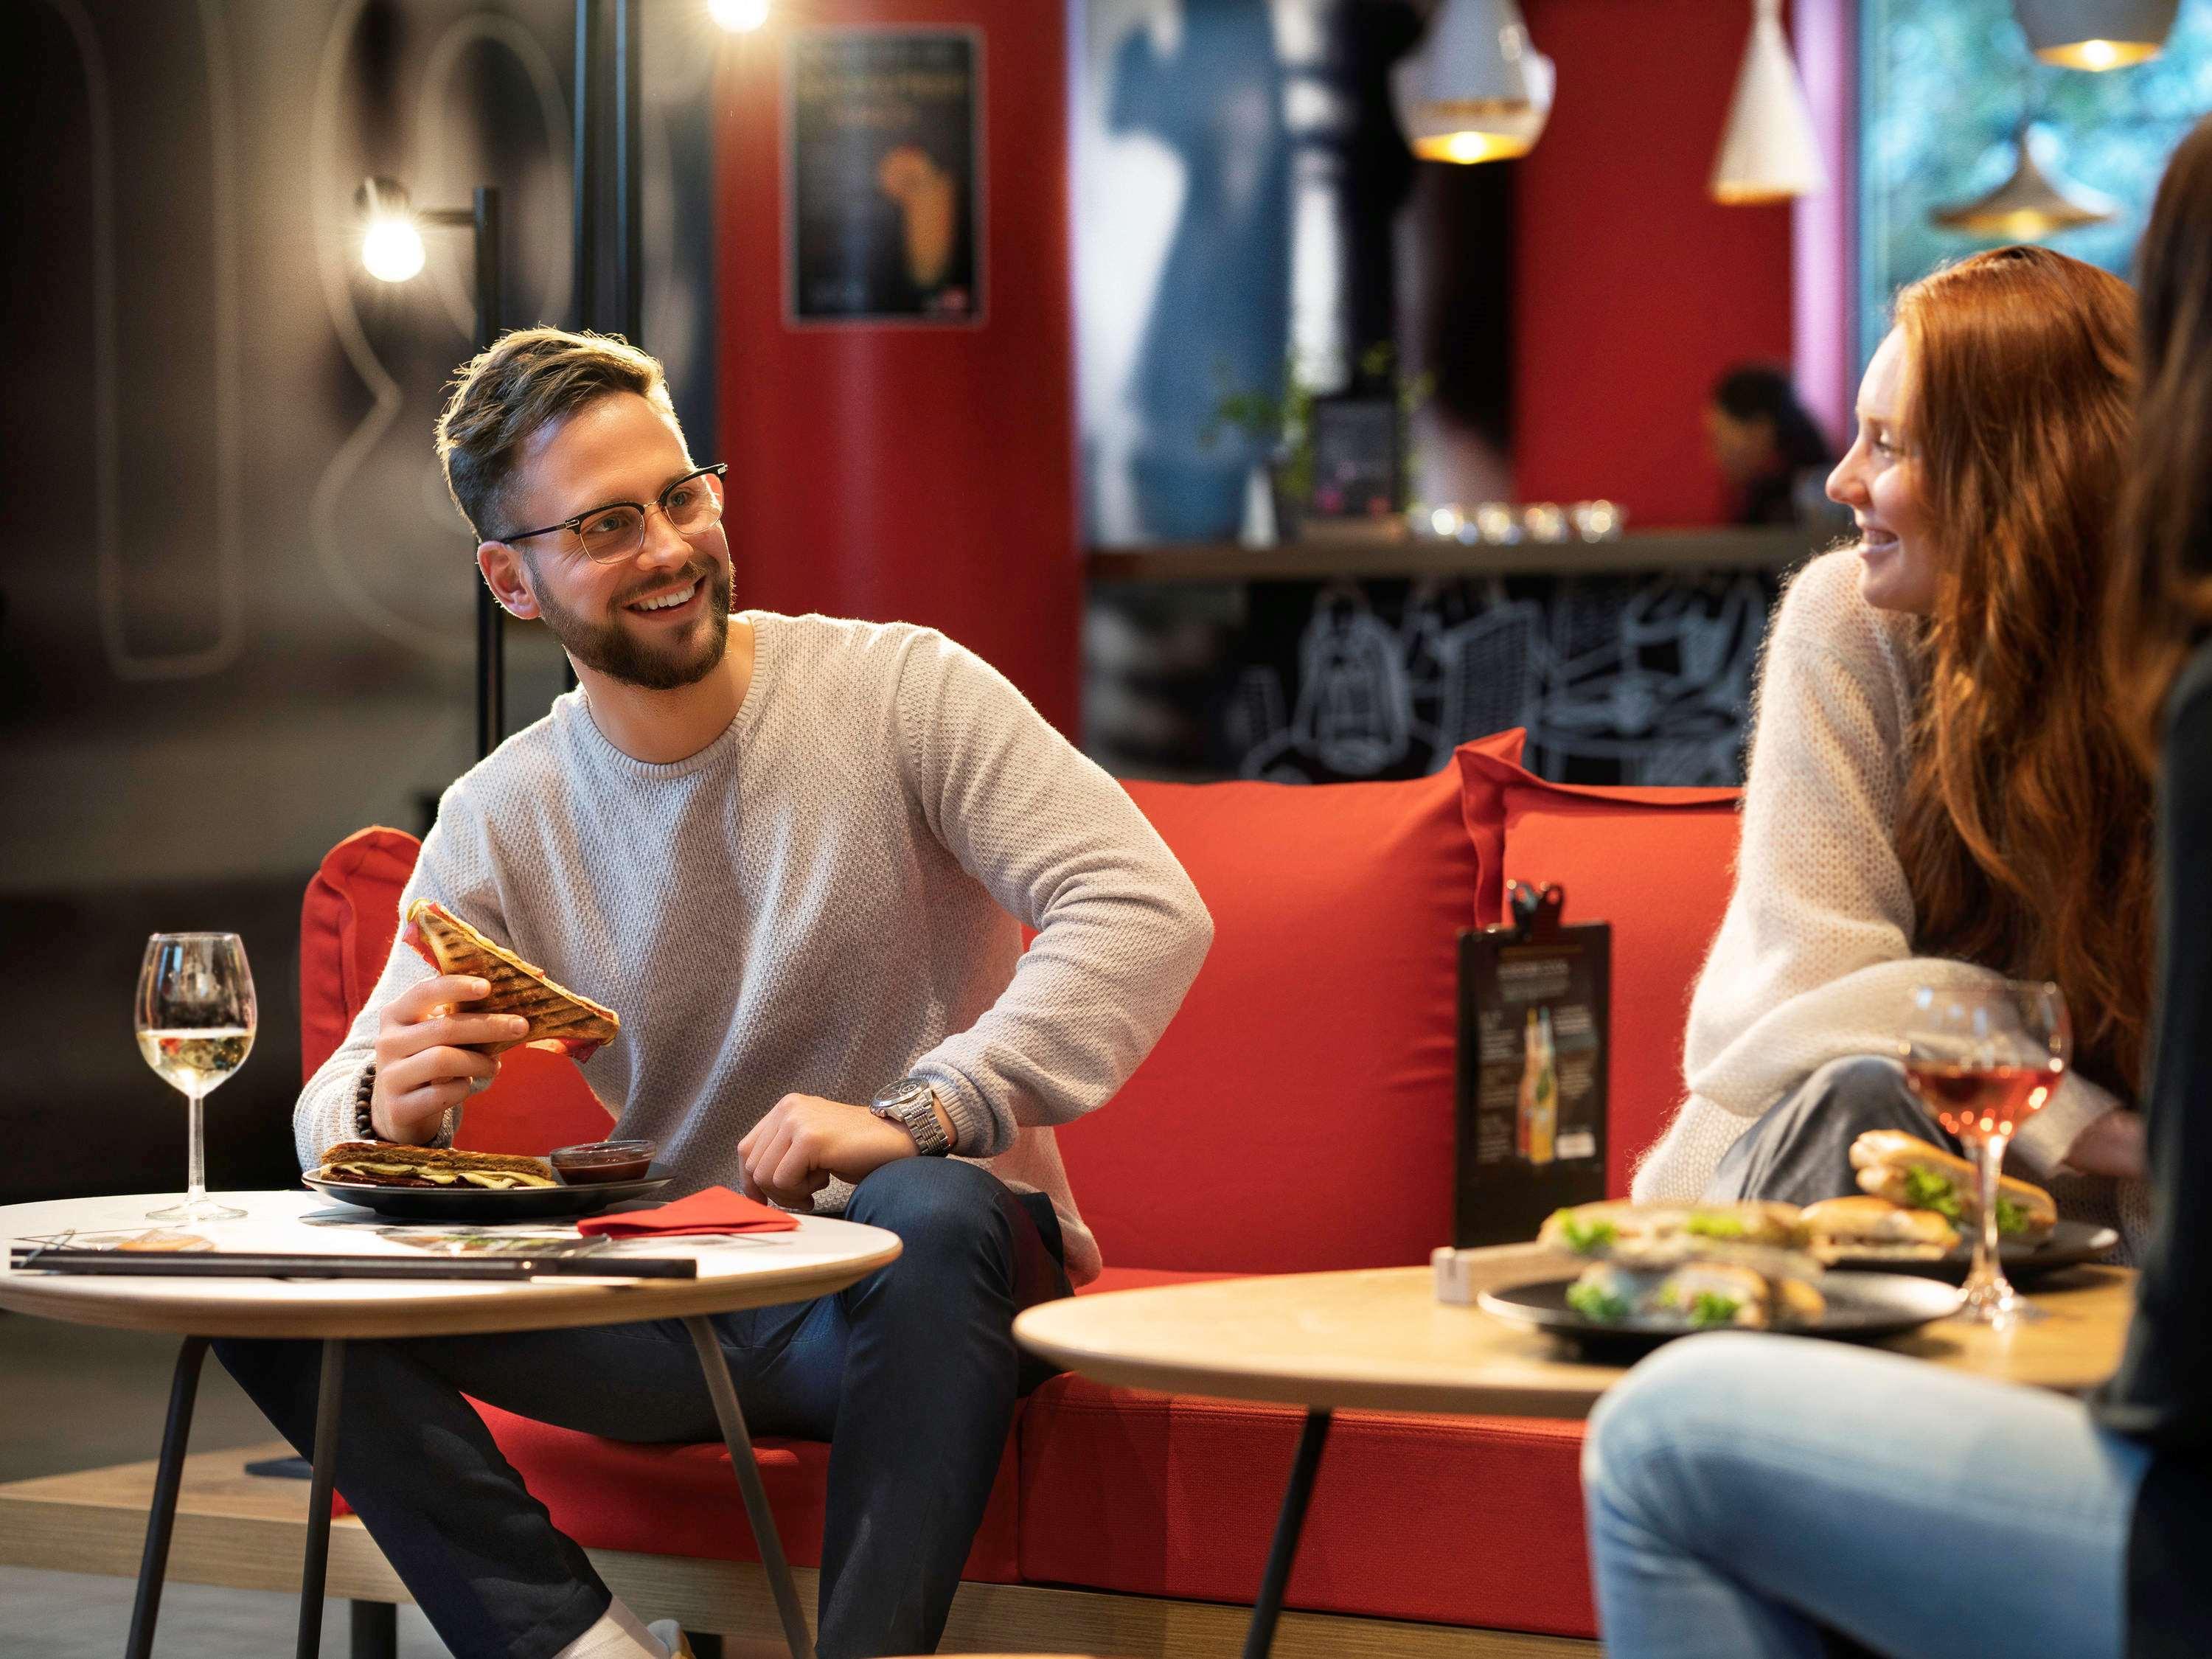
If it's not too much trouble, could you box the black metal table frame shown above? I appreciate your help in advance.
[123,1320,817,1659]
[1240,1406,1333,1659]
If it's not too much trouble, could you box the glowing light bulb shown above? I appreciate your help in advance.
[361,217,426,282]
[710,0,770,31]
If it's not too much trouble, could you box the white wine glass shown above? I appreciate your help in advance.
[1899,980,2070,1326]
[136,933,256,1222]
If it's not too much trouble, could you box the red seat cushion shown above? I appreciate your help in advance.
[1454,738,1741,1189]
[1057,741,1518,1277]
[471,1401,1023,1583]
[299,827,614,1155]
[1016,1374,1593,1637]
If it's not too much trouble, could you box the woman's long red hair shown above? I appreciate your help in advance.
[1891,246,2151,1096]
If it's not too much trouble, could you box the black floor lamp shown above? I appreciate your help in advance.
[356,177,507,760]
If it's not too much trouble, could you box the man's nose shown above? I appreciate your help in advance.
[633,506,693,567]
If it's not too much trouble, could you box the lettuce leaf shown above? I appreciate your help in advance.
[1685,1213,1747,1239]
[1557,1212,1618,1254]
[1994,1197,2029,1236]
[1902,1166,1964,1222]
[1688,1292,1743,1329]
[1566,1280,1630,1322]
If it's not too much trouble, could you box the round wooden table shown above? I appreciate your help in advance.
[1015,1242,2137,1657]
[0,1190,902,1659]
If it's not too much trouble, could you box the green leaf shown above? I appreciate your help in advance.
[1566,1281,1630,1323]
[1684,1213,1747,1239]
[1994,1196,2028,1236]
[1559,1214,1618,1254]
[1688,1292,1744,1329]
[1902,1166,1964,1222]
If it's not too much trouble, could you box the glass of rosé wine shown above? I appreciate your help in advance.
[1899,981,2070,1326]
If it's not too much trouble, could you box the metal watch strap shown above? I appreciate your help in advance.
[352,1067,378,1138]
[871,1077,951,1157]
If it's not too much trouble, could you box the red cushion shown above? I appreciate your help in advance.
[1057,755,1509,1276]
[1016,1375,1593,1636]
[299,829,613,1155]
[471,1402,1023,1583]
[1454,740,1741,1189]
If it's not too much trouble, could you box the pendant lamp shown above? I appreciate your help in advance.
[1932,122,2118,235]
[1394,0,1556,165]
[2014,0,2177,69]
[1711,0,1829,204]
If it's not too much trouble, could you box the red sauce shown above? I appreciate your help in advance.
[550,1140,655,1185]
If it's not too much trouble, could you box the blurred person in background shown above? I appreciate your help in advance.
[1706,364,1839,527]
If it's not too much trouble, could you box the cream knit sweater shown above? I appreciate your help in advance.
[296,612,1215,1285]
[1632,550,2128,1205]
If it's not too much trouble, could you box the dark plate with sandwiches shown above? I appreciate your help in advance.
[1819,1133,2116,1281]
[1479,1269,1964,1360]
[304,1142,671,1222]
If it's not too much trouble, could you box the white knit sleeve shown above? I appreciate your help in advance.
[891,630,1214,1157]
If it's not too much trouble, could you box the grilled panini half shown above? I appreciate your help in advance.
[315,1141,557,1189]
[403,900,621,1061]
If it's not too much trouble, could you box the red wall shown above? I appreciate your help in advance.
[713,3,1080,732]
[1514,0,1798,527]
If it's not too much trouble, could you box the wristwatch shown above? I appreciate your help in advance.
[869,1076,952,1157]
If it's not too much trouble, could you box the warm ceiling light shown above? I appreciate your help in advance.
[355,177,428,283]
[709,0,770,31]
[1394,0,1556,166]
[1932,122,2119,234]
[2013,0,2176,69]
[1711,0,1828,204]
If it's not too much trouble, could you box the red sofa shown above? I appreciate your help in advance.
[299,731,1742,1644]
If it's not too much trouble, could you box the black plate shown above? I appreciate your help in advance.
[1824,1220,2119,1283]
[1478,1271,1964,1359]
[301,1170,673,1222]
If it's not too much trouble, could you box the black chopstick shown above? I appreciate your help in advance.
[7,1249,698,1281]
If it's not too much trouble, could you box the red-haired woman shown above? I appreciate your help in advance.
[1636,245,2152,1237]
[1583,122,2212,1658]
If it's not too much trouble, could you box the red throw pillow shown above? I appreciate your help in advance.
[1453,742,1741,1192]
[1056,751,1512,1276]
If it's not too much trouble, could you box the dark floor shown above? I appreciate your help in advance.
[0,1313,451,1656]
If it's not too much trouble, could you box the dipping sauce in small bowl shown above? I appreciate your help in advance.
[549,1140,657,1185]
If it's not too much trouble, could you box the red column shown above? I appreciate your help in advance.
[714,2,1081,734]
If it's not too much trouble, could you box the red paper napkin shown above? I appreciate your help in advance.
[577,1185,799,1238]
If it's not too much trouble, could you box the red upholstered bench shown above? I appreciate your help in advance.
[298,731,1741,1649]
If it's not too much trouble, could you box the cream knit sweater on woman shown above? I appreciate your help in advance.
[1632,549,2131,1206]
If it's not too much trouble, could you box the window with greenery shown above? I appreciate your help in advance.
[1860,0,2212,359]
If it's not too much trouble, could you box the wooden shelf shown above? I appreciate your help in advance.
[1086,524,1826,584]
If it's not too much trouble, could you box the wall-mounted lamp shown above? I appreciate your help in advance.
[354,175,509,758]
[2013,0,2177,69]
[709,0,770,31]
[1711,0,1828,204]
[1394,0,1556,165]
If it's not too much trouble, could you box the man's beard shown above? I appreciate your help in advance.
[532,560,734,691]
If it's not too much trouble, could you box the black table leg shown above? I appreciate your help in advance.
[349,1599,397,1659]
[684,1316,816,1659]
[1240,1407,1333,1659]
[124,1335,209,1659]
[296,1337,347,1659]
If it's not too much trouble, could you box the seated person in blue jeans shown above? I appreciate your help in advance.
[1582,116,2212,1658]
[216,328,1214,1659]
[1632,245,2152,1250]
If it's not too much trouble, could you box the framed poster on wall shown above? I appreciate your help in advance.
[784,28,986,327]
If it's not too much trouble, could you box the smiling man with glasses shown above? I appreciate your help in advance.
[212,327,1214,1659]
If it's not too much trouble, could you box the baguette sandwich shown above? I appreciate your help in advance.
[1801,1194,1961,1262]
[403,900,620,1062]
[1849,1132,2056,1242]
[313,1141,557,1190]
[1565,1260,1826,1332]
[1540,1199,1807,1259]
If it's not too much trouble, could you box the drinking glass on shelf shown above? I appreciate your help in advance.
[1898,980,2070,1326]
[136,933,256,1222]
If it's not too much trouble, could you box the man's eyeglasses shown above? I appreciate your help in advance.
[495,463,728,565]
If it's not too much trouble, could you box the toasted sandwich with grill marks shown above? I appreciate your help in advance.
[314,1141,558,1190]
[402,900,621,1062]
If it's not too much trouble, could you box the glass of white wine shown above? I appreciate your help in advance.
[136,933,256,1222]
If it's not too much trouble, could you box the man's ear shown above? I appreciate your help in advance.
[478,541,540,619]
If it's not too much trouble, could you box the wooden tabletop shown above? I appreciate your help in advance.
[0,1191,901,1340]
[1015,1244,2137,1419]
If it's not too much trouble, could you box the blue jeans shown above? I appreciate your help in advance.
[215,1158,1071,1659]
[1583,1332,2149,1658]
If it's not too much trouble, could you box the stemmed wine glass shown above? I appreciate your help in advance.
[136,933,257,1223]
[1899,980,2070,1326]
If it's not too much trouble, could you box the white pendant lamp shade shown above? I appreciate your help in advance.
[1711,0,1828,204]
[2014,0,2178,69]
[1394,0,1556,165]
[1933,123,2118,234]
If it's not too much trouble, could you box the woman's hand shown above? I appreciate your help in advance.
[2063,1110,2148,1181]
